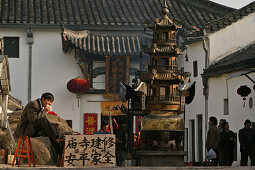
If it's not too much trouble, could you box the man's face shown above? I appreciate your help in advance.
[41,97,53,107]
[245,123,251,129]
[225,123,229,130]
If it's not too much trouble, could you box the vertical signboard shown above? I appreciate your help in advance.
[104,56,130,100]
[84,114,98,135]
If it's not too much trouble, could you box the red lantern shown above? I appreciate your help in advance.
[237,85,251,101]
[67,78,90,94]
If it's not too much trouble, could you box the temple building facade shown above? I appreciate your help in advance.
[0,0,247,164]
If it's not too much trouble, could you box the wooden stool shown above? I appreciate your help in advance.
[12,136,35,167]
[56,138,65,167]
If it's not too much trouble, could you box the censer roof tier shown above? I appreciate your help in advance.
[139,70,191,82]
[143,44,185,55]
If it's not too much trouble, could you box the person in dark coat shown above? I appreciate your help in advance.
[219,121,236,166]
[14,93,60,153]
[239,119,255,166]
[206,116,219,166]
[218,119,226,166]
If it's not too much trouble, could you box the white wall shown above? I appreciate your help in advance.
[209,13,255,63]
[80,94,112,133]
[0,28,29,104]
[182,41,207,162]
[32,30,81,132]
[93,61,105,89]
[208,72,255,165]
[1,28,81,132]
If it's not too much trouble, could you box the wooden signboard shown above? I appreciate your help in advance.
[104,56,130,100]
[101,101,127,116]
[64,135,116,167]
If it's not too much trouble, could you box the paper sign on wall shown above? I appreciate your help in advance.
[64,135,116,167]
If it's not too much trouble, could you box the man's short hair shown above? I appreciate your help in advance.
[244,119,251,125]
[41,93,54,101]
[220,119,226,123]
[209,116,218,125]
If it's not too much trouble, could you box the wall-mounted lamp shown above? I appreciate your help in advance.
[185,54,189,62]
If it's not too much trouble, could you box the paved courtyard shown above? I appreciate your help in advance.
[1,164,255,170]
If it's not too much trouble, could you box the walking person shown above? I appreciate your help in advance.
[206,116,219,166]
[220,121,236,166]
[239,119,255,166]
[218,119,226,166]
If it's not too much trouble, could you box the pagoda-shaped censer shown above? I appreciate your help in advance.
[136,0,190,166]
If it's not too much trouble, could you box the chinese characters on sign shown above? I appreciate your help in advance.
[109,56,126,94]
[84,114,97,135]
[101,101,128,116]
[64,135,116,167]
[104,56,130,100]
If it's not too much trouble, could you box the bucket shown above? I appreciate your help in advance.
[0,149,7,164]
[7,155,16,165]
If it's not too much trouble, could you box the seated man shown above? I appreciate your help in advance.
[14,93,60,154]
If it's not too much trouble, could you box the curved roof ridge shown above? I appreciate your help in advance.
[203,1,255,33]
[182,0,235,15]
[203,40,255,77]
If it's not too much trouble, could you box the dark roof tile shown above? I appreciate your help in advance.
[204,1,255,33]
[0,0,234,29]
[203,42,255,77]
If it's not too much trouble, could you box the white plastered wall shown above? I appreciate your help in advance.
[209,12,255,64]
[181,41,207,162]
[3,28,81,132]
[0,28,29,104]
[208,72,255,166]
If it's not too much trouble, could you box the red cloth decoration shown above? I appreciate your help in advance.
[67,78,90,94]
[48,111,56,115]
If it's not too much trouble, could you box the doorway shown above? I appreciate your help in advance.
[197,115,203,162]
[190,119,195,162]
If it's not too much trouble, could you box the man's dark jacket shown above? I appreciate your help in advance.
[14,99,45,137]
[239,127,255,152]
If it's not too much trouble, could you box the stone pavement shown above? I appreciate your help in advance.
[1,164,255,170]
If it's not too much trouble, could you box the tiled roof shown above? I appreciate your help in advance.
[202,42,255,77]
[204,1,255,33]
[62,27,151,57]
[0,0,234,29]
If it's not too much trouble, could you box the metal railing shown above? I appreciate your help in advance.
[147,95,181,102]
[148,65,179,72]
[152,39,176,44]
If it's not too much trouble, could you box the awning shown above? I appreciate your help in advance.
[62,28,151,57]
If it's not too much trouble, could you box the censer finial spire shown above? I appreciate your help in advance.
[162,0,169,16]
[164,0,167,8]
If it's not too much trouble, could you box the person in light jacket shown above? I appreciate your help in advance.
[206,116,219,166]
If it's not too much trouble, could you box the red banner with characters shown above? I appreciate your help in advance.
[83,113,98,135]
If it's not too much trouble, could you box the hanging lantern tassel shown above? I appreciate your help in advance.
[243,97,246,107]
[77,94,80,108]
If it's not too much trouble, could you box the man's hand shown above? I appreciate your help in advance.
[43,105,51,113]
[51,123,59,128]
